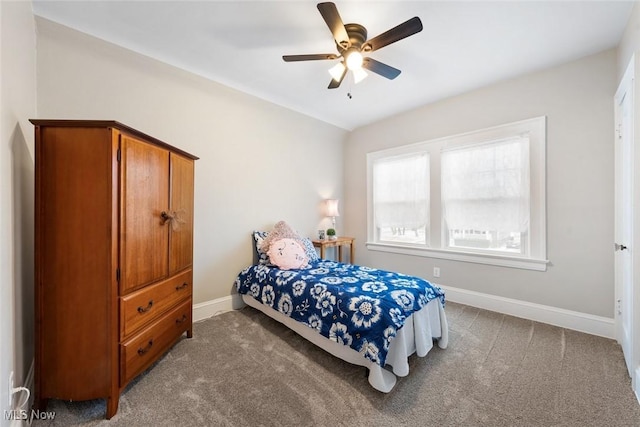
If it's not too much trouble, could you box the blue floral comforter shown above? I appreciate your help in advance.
[234,260,445,367]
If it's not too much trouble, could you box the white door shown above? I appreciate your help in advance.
[615,60,634,380]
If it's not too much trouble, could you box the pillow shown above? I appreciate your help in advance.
[252,231,270,265]
[266,238,309,270]
[259,221,301,254]
[300,237,320,262]
[254,221,319,265]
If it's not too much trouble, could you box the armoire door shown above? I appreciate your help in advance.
[120,134,170,293]
[168,153,195,275]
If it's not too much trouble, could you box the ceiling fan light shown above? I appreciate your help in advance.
[328,62,346,81]
[345,51,364,70]
[353,67,368,84]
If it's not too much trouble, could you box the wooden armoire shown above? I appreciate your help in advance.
[32,120,198,419]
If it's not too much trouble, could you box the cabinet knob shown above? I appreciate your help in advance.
[175,282,188,291]
[160,210,186,231]
[175,314,188,325]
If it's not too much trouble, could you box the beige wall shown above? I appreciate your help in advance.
[1,0,37,418]
[345,49,617,318]
[35,18,347,304]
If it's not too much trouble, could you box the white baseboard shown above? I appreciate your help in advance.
[439,285,615,339]
[635,367,640,405]
[193,293,245,322]
[193,286,614,339]
[10,415,23,427]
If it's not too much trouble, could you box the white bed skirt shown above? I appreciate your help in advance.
[241,294,448,392]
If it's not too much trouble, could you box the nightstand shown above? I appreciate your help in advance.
[312,237,355,263]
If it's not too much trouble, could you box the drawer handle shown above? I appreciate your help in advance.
[175,314,188,325]
[137,339,154,356]
[137,300,154,313]
[175,282,189,291]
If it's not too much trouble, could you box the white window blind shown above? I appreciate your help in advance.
[372,153,429,244]
[441,136,530,254]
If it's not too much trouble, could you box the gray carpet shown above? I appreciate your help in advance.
[34,302,640,426]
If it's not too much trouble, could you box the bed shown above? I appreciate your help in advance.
[234,228,448,392]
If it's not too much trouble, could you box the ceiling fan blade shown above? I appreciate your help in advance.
[283,54,338,62]
[364,16,423,52]
[317,2,350,49]
[362,58,401,80]
[328,67,347,89]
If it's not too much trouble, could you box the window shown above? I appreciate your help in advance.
[372,153,429,244]
[441,136,529,255]
[366,117,547,271]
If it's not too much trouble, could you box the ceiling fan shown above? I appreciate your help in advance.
[283,2,423,89]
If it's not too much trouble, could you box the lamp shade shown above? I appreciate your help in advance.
[328,62,346,81]
[324,199,340,217]
[352,67,368,84]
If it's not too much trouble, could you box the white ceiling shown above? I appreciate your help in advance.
[32,1,635,130]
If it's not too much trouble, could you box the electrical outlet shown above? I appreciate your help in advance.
[433,267,440,278]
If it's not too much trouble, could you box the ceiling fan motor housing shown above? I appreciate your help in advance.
[340,23,368,51]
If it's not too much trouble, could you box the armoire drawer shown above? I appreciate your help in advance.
[120,298,192,385]
[120,269,192,339]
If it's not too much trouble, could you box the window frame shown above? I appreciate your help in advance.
[366,116,548,271]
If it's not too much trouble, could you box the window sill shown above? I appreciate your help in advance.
[366,242,548,271]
